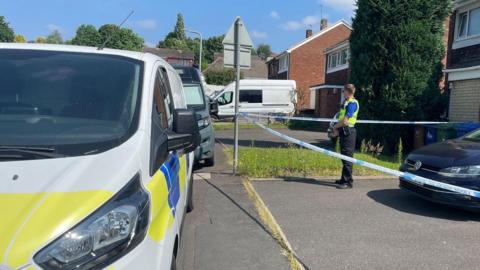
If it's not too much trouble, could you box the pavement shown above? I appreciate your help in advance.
[252,178,480,270]
[177,143,290,270]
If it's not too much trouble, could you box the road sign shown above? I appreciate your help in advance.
[223,17,253,69]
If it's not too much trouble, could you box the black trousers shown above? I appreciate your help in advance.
[340,127,357,184]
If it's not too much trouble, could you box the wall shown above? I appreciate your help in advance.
[289,24,351,110]
[449,79,480,121]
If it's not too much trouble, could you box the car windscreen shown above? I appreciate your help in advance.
[0,49,143,156]
[463,129,480,142]
[183,84,205,109]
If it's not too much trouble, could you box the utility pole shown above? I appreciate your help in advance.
[184,28,203,71]
[233,17,241,175]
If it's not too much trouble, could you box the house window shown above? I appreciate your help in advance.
[327,47,349,72]
[278,55,288,73]
[456,6,480,39]
[239,90,263,103]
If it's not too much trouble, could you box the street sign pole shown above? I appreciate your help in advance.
[222,16,253,175]
[233,18,241,175]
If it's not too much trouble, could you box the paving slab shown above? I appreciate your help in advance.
[177,144,290,270]
[252,178,480,270]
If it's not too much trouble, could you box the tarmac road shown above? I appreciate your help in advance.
[252,178,480,270]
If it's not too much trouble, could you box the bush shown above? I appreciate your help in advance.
[204,68,243,86]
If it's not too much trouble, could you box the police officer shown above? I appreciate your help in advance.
[332,84,359,189]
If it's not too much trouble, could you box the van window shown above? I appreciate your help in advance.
[153,72,169,129]
[0,49,143,156]
[184,84,205,109]
[158,68,174,129]
[218,91,233,105]
[240,90,263,103]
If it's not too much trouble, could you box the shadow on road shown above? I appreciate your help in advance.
[201,176,312,270]
[367,189,480,221]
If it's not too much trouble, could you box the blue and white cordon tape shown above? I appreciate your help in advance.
[245,113,457,125]
[240,113,480,198]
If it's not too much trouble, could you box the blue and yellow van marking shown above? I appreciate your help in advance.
[147,154,187,243]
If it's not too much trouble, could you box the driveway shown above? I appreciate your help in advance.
[252,178,480,270]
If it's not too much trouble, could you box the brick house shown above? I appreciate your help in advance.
[310,40,350,118]
[267,20,352,112]
[143,47,194,67]
[444,0,480,121]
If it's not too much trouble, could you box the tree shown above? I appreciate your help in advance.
[204,68,243,85]
[256,44,272,60]
[203,35,224,63]
[45,30,63,44]
[158,13,188,50]
[14,34,26,43]
[173,13,186,40]
[350,0,453,152]
[36,37,46,43]
[0,16,14,42]
[71,24,101,46]
[98,24,144,51]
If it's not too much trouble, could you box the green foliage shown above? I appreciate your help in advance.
[45,30,63,44]
[36,37,46,43]
[229,146,401,178]
[335,138,341,153]
[203,35,224,63]
[71,24,101,46]
[0,16,14,42]
[70,24,143,51]
[205,68,243,85]
[98,24,144,51]
[350,0,453,153]
[360,139,366,153]
[14,34,26,43]
[396,137,404,164]
[256,44,272,60]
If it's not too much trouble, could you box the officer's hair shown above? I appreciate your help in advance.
[344,84,356,94]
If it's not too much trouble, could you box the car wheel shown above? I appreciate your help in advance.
[187,174,194,212]
[170,254,177,270]
[204,155,215,167]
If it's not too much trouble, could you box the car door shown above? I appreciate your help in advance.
[216,91,235,116]
[239,89,263,114]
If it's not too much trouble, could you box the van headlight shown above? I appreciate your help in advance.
[197,118,210,129]
[34,174,150,270]
[439,165,480,178]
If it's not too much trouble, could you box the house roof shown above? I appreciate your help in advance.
[143,47,194,60]
[269,20,352,62]
[204,54,268,79]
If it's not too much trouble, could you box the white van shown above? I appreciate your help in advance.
[212,79,297,118]
[0,43,199,270]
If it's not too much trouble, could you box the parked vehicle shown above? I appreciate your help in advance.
[212,79,297,118]
[399,129,480,211]
[174,66,215,166]
[0,43,200,270]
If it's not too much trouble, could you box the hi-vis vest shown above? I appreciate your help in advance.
[339,98,359,127]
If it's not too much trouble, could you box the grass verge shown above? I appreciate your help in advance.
[243,179,304,270]
[225,146,401,178]
[213,122,287,130]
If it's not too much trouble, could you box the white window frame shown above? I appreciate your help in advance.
[453,2,480,49]
[278,54,289,73]
[326,47,350,74]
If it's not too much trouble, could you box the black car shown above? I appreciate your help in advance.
[399,129,480,211]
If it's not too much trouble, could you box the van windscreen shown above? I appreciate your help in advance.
[183,84,205,109]
[0,49,143,157]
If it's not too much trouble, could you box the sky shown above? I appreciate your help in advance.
[0,0,356,53]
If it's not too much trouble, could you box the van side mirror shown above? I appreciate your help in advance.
[168,109,200,153]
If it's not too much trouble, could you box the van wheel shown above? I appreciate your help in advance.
[187,174,194,212]
[204,155,215,167]
[170,254,177,270]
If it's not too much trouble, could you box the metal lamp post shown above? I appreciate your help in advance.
[184,28,203,71]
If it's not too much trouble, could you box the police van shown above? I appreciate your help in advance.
[0,43,199,270]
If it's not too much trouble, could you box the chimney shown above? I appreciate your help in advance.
[320,19,328,30]
[306,29,313,38]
